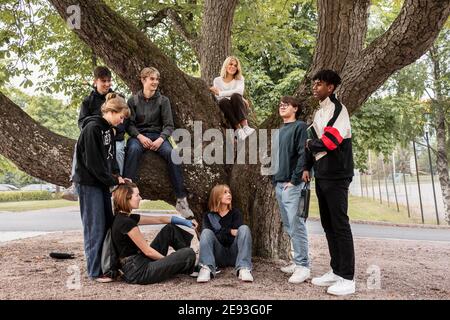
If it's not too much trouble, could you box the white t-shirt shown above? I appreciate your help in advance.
[213,76,245,100]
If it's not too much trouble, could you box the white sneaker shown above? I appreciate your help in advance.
[243,126,255,138]
[94,275,113,283]
[189,264,200,277]
[62,184,78,201]
[311,270,341,287]
[288,266,310,284]
[327,278,356,296]
[238,268,254,282]
[235,128,247,141]
[280,263,296,274]
[197,265,211,283]
[176,197,194,218]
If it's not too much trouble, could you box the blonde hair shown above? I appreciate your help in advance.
[220,56,243,80]
[112,182,138,215]
[140,67,160,80]
[101,93,130,118]
[208,184,232,212]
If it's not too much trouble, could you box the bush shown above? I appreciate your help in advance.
[0,191,57,202]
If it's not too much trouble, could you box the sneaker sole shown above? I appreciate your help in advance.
[95,278,113,283]
[327,288,356,296]
[238,275,254,282]
[288,276,310,284]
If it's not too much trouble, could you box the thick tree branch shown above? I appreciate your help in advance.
[339,0,450,113]
[285,0,450,128]
[0,91,74,187]
[48,0,228,214]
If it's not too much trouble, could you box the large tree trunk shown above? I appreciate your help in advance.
[429,45,450,225]
[198,0,238,85]
[167,0,238,84]
[1,0,449,260]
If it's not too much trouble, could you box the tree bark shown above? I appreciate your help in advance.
[429,44,450,225]
[167,0,238,84]
[1,0,449,260]
[292,0,371,121]
[48,0,229,216]
[0,92,74,186]
[197,0,238,85]
[292,0,450,121]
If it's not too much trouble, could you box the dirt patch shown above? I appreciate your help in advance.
[0,230,449,300]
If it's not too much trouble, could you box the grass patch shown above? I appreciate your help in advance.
[309,193,433,224]
[0,199,78,212]
[0,198,175,213]
[139,200,175,211]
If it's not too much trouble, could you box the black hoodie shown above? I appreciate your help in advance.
[126,90,174,140]
[73,115,120,188]
[78,89,126,141]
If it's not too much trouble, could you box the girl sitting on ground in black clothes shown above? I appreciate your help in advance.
[111,182,197,284]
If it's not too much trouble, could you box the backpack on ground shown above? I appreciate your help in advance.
[101,225,121,280]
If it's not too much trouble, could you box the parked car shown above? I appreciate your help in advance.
[21,184,57,193]
[0,184,19,191]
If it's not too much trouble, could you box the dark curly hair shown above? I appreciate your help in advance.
[312,69,342,92]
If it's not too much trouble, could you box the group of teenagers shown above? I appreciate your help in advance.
[70,55,356,296]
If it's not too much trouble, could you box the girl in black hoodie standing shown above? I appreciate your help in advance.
[73,93,130,281]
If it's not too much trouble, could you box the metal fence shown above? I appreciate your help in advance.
[350,142,445,225]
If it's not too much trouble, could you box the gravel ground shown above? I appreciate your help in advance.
[0,230,449,300]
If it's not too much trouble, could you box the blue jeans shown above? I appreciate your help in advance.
[123,133,186,198]
[275,182,310,268]
[198,225,252,275]
[78,184,113,278]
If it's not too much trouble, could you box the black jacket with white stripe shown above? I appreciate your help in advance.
[304,94,354,180]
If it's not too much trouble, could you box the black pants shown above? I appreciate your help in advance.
[315,178,355,280]
[121,224,196,284]
[218,93,247,127]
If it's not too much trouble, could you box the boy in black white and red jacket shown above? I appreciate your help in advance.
[302,70,355,296]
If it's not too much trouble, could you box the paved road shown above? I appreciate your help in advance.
[1,206,449,243]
